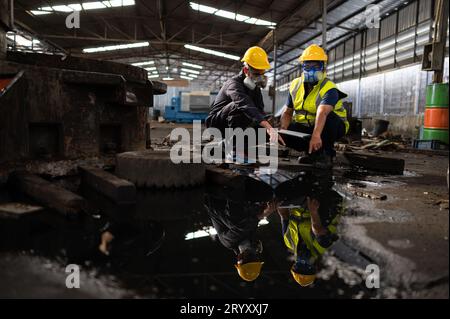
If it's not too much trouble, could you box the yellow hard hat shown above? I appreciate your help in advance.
[291,269,316,287]
[235,262,264,282]
[299,44,328,62]
[241,46,271,70]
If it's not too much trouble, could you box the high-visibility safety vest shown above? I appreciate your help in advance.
[289,75,349,133]
[283,208,339,259]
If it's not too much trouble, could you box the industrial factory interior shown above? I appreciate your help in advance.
[0,0,449,304]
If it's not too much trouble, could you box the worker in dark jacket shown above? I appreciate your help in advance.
[206,46,284,146]
[204,190,276,282]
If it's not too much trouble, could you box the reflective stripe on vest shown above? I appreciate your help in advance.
[283,208,326,259]
[289,76,349,133]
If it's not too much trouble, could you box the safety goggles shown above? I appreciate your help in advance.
[246,65,268,88]
[248,66,266,76]
[301,61,324,72]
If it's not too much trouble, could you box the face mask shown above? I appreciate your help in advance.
[244,76,257,90]
[244,67,268,89]
[254,74,268,88]
[303,70,325,83]
[302,62,325,83]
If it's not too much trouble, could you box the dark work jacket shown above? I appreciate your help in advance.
[204,193,262,255]
[206,72,266,129]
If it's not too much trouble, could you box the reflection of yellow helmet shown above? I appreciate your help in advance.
[291,268,316,287]
[299,44,328,62]
[235,262,264,281]
[241,46,271,70]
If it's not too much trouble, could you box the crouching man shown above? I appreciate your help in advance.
[206,46,284,159]
[280,44,348,169]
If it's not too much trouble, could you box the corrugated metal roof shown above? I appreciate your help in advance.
[273,0,409,77]
[13,0,419,86]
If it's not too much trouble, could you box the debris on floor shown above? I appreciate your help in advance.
[350,190,388,201]
[434,199,449,211]
[343,151,405,175]
[0,202,44,219]
[158,116,166,123]
[337,132,411,152]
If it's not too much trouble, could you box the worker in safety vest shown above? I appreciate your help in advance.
[204,191,277,282]
[279,44,348,169]
[278,191,342,287]
[206,46,285,146]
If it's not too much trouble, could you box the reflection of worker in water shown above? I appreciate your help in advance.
[204,193,277,282]
[98,219,164,258]
[277,191,342,286]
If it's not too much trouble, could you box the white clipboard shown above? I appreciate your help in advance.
[277,129,311,139]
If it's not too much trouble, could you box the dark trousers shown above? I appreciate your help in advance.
[280,112,346,157]
[206,103,257,134]
[206,104,268,152]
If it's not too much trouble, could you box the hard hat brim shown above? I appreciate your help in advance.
[299,56,328,62]
[290,268,316,287]
[242,59,271,70]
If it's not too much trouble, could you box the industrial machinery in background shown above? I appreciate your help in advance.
[164,91,215,123]
[0,0,167,163]
[0,51,167,163]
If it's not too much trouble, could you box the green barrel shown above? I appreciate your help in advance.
[426,83,449,107]
[424,83,449,144]
[423,128,449,144]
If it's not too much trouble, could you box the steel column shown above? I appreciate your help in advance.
[322,0,327,50]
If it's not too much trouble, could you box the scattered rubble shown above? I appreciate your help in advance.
[434,199,449,211]
[351,190,387,200]
[25,157,115,178]
[338,130,448,156]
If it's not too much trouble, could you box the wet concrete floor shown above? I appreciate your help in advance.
[0,122,448,299]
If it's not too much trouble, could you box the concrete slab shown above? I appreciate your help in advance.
[8,171,86,216]
[79,166,136,204]
[0,202,44,219]
[344,151,405,175]
[116,150,205,188]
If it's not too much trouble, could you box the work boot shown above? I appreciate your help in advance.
[313,153,333,169]
[297,153,333,169]
[297,155,314,165]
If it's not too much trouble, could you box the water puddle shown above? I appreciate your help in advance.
[0,167,377,298]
